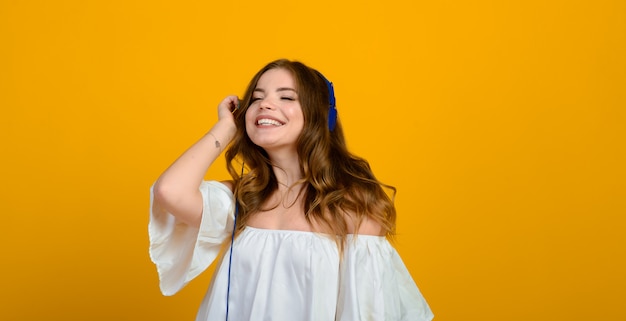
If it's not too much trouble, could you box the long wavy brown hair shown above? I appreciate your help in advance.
[225,59,396,250]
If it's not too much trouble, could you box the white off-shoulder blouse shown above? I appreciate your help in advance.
[149,181,433,321]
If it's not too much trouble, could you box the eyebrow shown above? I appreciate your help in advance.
[253,87,298,93]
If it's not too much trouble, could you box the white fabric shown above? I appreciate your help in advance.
[149,181,433,321]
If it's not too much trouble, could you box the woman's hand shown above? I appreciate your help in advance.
[217,95,240,124]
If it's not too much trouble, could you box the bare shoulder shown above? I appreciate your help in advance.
[341,193,385,236]
[219,180,235,193]
[346,213,384,236]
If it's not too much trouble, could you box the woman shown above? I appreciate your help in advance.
[149,59,433,321]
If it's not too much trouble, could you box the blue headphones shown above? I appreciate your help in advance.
[316,71,337,131]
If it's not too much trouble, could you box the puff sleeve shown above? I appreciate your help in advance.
[148,181,235,296]
[336,236,434,321]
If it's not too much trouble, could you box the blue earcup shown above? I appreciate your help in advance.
[316,71,337,131]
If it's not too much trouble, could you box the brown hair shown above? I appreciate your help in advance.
[225,59,396,251]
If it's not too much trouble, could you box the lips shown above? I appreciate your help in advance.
[255,116,285,126]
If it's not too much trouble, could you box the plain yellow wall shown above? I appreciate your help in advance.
[1,0,624,320]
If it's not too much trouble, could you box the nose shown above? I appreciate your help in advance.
[259,98,275,110]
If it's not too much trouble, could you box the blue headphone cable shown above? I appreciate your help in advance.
[226,163,244,321]
[225,200,237,321]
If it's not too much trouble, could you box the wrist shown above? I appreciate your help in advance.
[209,120,237,148]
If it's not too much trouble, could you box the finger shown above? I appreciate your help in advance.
[219,95,236,109]
[226,96,240,113]
[231,98,241,113]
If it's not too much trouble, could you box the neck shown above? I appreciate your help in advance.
[268,151,302,188]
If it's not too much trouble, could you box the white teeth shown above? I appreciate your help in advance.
[257,118,283,126]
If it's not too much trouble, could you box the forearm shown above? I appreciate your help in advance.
[153,119,236,226]
[156,120,235,188]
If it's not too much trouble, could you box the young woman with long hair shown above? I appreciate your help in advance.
[149,59,433,321]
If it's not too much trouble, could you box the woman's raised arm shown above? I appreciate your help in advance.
[152,95,239,227]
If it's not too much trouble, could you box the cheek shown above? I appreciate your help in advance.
[244,107,256,124]
[291,112,305,135]
[243,109,255,133]
[289,105,304,122]
[244,117,254,132]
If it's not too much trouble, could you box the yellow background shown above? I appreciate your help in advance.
[1,0,624,320]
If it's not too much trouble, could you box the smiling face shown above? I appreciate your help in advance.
[245,68,304,154]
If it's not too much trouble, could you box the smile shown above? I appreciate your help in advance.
[256,118,284,126]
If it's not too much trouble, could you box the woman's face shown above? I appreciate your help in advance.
[245,68,304,154]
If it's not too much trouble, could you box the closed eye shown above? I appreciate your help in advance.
[281,97,296,101]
